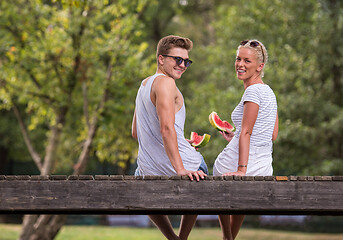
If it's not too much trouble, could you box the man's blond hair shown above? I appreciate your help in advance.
[156,35,193,58]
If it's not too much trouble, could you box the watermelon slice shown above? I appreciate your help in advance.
[209,112,235,133]
[190,132,211,148]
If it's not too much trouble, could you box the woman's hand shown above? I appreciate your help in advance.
[220,131,234,142]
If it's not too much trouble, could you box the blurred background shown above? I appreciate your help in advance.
[0,0,342,239]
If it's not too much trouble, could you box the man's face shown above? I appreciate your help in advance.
[159,47,190,80]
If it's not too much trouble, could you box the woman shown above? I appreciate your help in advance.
[213,39,279,240]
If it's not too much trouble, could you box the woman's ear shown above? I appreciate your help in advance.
[257,62,265,72]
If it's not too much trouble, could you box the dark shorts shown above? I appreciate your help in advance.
[198,156,209,175]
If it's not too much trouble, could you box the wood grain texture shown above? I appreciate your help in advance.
[0,175,342,215]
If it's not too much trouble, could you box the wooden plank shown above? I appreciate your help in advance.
[254,176,264,181]
[30,175,49,181]
[307,176,314,181]
[276,176,288,181]
[242,176,254,181]
[78,175,94,180]
[95,175,110,180]
[333,176,343,181]
[49,175,67,180]
[110,175,123,181]
[297,176,308,181]
[0,175,342,215]
[314,176,332,181]
[223,176,233,181]
[289,176,298,181]
[264,176,275,181]
[68,175,79,180]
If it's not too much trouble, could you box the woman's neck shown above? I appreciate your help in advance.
[243,74,264,89]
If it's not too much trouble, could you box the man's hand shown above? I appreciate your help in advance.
[185,138,193,144]
[177,168,207,181]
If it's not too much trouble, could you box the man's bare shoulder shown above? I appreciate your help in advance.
[142,76,151,86]
[153,75,176,92]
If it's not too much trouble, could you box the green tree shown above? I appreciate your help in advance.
[0,0,153,238]
[183,0,343,175]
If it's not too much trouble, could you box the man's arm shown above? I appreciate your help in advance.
[154,76,185,173]
[131,109,137,140]
[153,76,204,181]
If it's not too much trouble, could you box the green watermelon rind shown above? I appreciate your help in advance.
[190,132,211,148]
[209,112,235,133]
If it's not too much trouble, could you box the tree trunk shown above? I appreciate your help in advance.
[19,215,39,240]
[19,120,100,240]
[42,108,68,175]
[18,62,112,239]
[19,215,67,240]
[19,109,68,240]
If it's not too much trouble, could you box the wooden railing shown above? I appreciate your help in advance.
[0,175,342,215]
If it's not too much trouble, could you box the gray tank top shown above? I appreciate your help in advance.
[135,73,202,176]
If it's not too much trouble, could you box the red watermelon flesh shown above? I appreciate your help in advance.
[209,112,235,133]
[190,132,211,148]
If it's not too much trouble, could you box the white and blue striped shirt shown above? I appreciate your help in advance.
[232,84,277,146]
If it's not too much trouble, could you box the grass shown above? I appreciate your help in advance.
[1,224,343,240]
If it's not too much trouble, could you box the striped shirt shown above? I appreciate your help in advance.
[232,84,277,146]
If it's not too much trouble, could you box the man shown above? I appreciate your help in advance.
[131,35,207,240]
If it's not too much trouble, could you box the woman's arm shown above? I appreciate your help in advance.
[238,102,259,174]
[272,112,279,141]
[222,101,259,176]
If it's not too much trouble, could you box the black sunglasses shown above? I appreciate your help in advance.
[162,55,193,67]
[240,40,265,63]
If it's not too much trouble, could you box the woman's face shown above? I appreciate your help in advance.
[235,47,263,81]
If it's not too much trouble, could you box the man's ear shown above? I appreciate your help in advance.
[158,55,164,66]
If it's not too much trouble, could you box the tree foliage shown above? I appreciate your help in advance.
[182,0,343,176]
[1,0,155,238]
[0,0,154,175]
[1,0,342,176]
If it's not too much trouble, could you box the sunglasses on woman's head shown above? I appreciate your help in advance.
[162,55,193,67]
[240,40,261,47]
[240,40,265,62]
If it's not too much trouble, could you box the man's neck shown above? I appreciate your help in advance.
[156,67,175,81]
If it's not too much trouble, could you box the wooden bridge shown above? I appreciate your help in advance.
[0,175,342,215]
